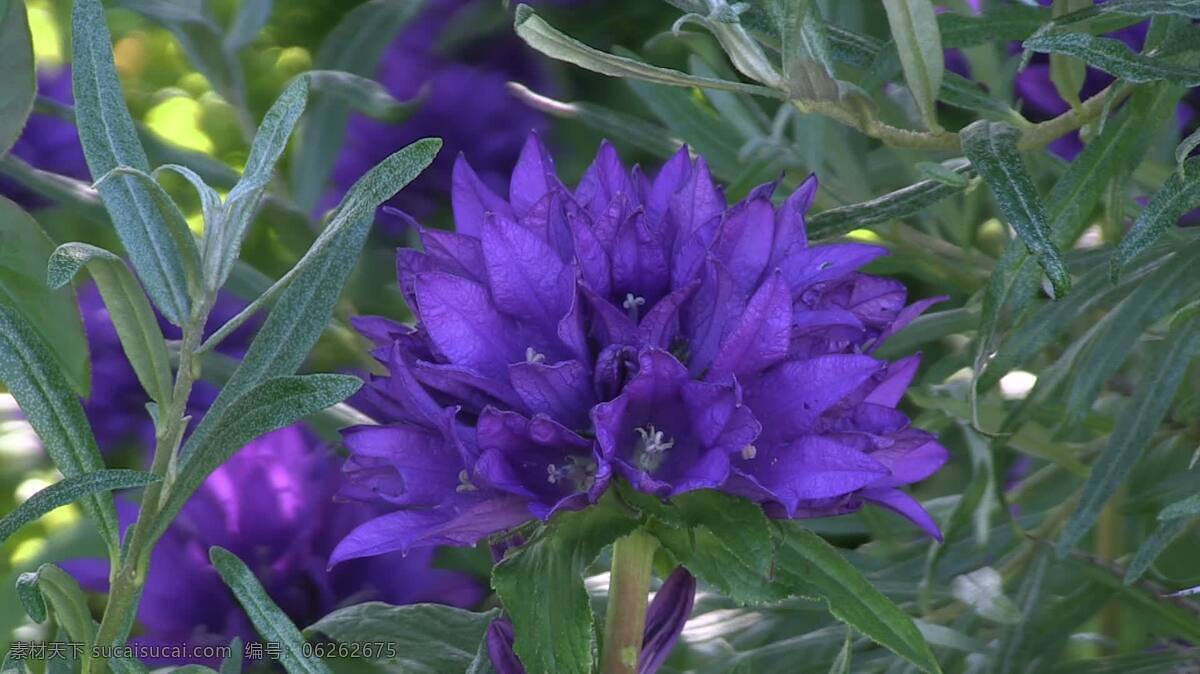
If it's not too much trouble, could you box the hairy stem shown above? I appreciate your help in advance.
[601,530,659,674]
[84,296,213,674]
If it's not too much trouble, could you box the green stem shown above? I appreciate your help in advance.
[83,297,212,674]
[601,530,659,674]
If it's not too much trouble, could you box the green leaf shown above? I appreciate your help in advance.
[1176,126,1200,178]
[881,0,944,130]
[72,0,196,325]
[155,374,362,541]
[224,0,272,53]
[513,5,783,100]
[19,565,96,646]
[0,0,35,157]
[0,196,90,396]
[204,76,308,291]
[990,551,1050,674]
[189,139,439,447]
[15,572,46,623]
[154,164,222,232]
[1024,31,1200,85]
[962,120,1070,298]
[1125,517,1190,583]
[289,0,424,212]
[220,638,243,674]
[115,0,245,109]
[628,488,783,604]
[492,492,640,674]
[807,160,973,239]
[622,76,743,182]
[938,71,1024,121]
[47,243,174,406]
[1157,492,1200,520]
[1100,0,1200,20]
[1058,308,1200,555]
[1113,156,1200,278]
[768,0,840,101]
[915,161,969,187]
[0,302,118,557]
[0,470,158,546]
[775,526,940,674]
[304,603,499,673]
[1050,0,1090,109]
[209,546,331,674]
[827,631,852,674]
[305,70,418,123]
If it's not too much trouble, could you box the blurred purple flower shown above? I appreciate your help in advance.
[330,135,948,566]
[0,67,89,209]
[320,0,549,236]
[78,286,260,453]
[487,567,696,674]
[67,425,483,667]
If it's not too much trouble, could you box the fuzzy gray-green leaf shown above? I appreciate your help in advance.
[209,546,331,674]
[0,470,158,546]
[1024,31,1200,86]
[72,0,197,325]
[1113,156,1200,278]
[881,0,944,130]
[0,0,35,158]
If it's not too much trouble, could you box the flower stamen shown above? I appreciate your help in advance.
[634,424,674,472]
[455,469,477,493]
[546,455,598,491]
[525,347,546,364]
[622,293,646,322]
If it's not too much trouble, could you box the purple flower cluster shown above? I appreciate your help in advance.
[331,136,949,565]
[321,0,548,235]
[0,68,90,209]
[68,426,483,667]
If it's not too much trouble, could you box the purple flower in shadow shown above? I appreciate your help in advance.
[332,134,949,565]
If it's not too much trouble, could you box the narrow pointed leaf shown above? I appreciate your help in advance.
[155,374,361,539]
[807,160,973,239]
[1113,157,1200,278]
[881,0,944,130]
[224,0,272,53]
[209,546,332,674]
[1024,31,1200,85]
[21,564,96,646]
[289,0,424,211]
[47,243,174,405]
[154,164,222,238]
[962,120,1070,298]
[73,0,196,324]
[305,70,419,123]
[0,302,118,556]
[514,5,784,99]
[1059,309,1200,555]
[1125,517,1190,584]
[775,526,941,674]
[0,197,90,395]
[0,470,158,546]
[0,0,36,157]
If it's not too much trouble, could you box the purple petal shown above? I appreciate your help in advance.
[778,243,889,292]
[734,435,889,515]
[509,132,560,217]
[420,228,486,284]
[770,174,818,264]
[747,355,884,446]
[452,155,513,238]
[487,619,525,674]
[415,272,519,378]
[866,430,950,488]
[871,296,947,351]
[640,567,696,674]
[668,156,724,242]
[482,214,573,329]
[682,258,745,376]
[865,355,920,408]
[569,211,613,297]
[328,493,532,565]
[508,359,597,429]
[342,423,462,506]
[708,272,792,382]
[712,198,775,292]
[861,487,942,541]
[638,282,699,350]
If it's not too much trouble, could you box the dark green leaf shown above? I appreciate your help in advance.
[220,638,243,674]
[155,374,361,540]
[209,546,331,674]
[0,0,35,157]
[0,470,158,546]
[47,243,174,405]
[189,139,438,446]
[0,302,118,556]
[807,160,972,239]
[1059,308,1200,554]
[289,0,424,211]
[1113,156,1200,278]
[19,564,96,645]
[72,0,196,324]
[775,526,941,674]
[0,196,90,395]
[882,0,944,130]
[1125,517,1190,583]
[1157,492,1200,520]
[205,77,308,290]
[492,492,640,674]
[962,121,1070,298]
[305,603,499,674]
[513,5,783,100]
[1024,31,1200,85]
